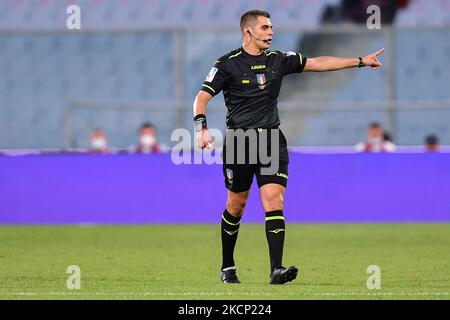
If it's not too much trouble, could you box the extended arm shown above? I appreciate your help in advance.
[303,48,385,72]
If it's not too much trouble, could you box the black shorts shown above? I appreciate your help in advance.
[222,128,289,193]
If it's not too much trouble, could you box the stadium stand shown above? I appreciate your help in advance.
[1,0,449,30]
[0,0,340,30]
[0,0,449,148]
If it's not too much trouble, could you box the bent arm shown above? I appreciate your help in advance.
[193,90,213,117]
[193,90,213,149]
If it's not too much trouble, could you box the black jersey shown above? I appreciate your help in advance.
[200,47,307,129]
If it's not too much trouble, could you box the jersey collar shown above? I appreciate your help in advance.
[241,47,267,58]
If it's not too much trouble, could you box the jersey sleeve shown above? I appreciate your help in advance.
[200,60,229,97]
[281,51,307,76]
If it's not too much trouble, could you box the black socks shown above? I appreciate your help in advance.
[221,209,286,273]
[265,210,285,272]
[221,209,241,270]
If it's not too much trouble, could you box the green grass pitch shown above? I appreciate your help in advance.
[0,224,449,300]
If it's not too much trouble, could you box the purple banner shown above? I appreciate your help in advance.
[0,153,449,224]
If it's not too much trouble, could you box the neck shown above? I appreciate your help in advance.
[242,40,264,56]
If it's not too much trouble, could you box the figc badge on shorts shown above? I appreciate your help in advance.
[226,169,233,180]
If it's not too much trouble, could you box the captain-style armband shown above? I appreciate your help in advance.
[194,114,207,132]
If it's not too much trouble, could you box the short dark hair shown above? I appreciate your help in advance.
[139,122,156,132]
[425,134,438,145]
[240,10,270,31]
[368,122,381,129]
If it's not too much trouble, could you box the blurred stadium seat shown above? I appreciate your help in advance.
[0,32,175,148]
[1,0,449,30]
[0,0,341,30]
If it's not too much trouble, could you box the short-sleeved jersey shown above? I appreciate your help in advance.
[200,47,307,129]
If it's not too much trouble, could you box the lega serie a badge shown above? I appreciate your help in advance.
[205,67,218,82]
[256,74,266,90]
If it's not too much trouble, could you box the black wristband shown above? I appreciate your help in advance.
[358,57,364,68]
[194,114,207,132]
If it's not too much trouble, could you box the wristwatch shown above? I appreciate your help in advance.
[194,114,207,132]
[358,57,364,68]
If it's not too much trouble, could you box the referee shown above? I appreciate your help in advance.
[193,10,384,284]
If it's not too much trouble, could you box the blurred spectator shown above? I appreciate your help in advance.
[89,128,110,153]
[424,134,439,152]
[135,122,160,154]
[355,122,397,152]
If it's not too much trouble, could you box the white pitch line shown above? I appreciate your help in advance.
[0,292,449,297]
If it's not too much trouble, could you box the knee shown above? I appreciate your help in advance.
[226,197,247,217]
[263,191,284,212]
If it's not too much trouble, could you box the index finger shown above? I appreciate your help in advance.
[375,48,385,56]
